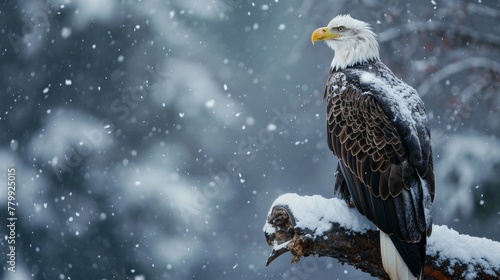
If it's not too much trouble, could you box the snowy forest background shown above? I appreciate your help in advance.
[1,0,499,279]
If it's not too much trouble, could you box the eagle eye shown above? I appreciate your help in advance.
[337,26,345,32]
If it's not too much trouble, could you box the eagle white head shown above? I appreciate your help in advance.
[311,14,379,70]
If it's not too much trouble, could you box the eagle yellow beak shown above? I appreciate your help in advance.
[311,27,341,45]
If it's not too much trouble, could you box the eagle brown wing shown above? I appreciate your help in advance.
[326,73,434,243]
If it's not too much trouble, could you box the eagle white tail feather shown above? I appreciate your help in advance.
[380,231,418,280]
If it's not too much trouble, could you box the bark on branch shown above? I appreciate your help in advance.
[264,194,500,280]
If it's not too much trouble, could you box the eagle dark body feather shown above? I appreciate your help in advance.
[326,60,435,277]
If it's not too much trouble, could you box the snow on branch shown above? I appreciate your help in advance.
[417,57,500,97]
[378,21,500,49]
[263,193,500,280]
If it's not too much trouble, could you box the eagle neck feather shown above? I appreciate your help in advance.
[328,30,380,71]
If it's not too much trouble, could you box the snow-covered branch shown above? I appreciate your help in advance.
[417,57,500,97]
[378,21,500,49]
[263,193,500,280]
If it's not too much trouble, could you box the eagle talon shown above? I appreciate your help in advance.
[349,201,356,208]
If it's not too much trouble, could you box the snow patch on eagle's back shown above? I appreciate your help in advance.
[357,69,427,139]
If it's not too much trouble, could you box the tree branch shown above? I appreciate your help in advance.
[416,57,500,97]
[263,193,500,280]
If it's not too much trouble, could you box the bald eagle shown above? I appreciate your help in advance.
[311,15,435,280]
